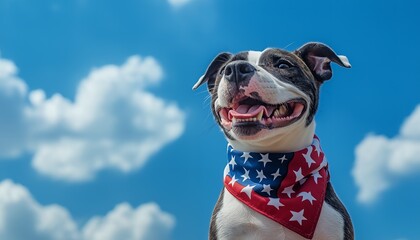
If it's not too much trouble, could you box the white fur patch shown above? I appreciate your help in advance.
[247,51,261,65]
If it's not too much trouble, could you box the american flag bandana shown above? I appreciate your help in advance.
[224,136,329,239]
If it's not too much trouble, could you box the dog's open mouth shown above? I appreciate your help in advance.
[218,97,307,135]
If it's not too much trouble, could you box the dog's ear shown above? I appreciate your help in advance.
[295,42,351,83]
[192,52,232,92]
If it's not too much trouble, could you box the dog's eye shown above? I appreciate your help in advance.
[274,60,292,69]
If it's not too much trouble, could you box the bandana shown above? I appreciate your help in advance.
[223,136,329,239]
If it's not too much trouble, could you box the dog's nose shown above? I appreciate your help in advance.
[224,61,256,83]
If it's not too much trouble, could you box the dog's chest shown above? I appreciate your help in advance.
[215,189,344,240]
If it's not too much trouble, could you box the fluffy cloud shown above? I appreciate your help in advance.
[0,55,185,181]
[0,180,79,240]
[83,202,174,240]
[167,0,192,8]
[0,180,175,240]
[352,105,420,203]
[0,58,27,158]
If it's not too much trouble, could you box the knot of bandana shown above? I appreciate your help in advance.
[224,136,329,239]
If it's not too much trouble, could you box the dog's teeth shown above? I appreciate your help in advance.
[233,116,261,123]
[273,109,280,117]
[278,104,288,116]
[256,111,263,121]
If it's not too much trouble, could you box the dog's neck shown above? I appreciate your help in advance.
[227,121,316,153]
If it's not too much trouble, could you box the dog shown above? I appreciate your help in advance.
[193,42,354,240]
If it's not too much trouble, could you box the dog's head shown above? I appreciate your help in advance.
[194,42,350,150]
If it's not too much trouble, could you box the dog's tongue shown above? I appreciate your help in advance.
[228,105,276,119]
[236,105,261,114]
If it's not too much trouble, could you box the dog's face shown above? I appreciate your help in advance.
[194,42,350,144]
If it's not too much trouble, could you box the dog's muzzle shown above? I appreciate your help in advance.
[218,97,307,136]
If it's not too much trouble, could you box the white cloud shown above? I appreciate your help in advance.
[0,55,185,181]
[0,179,80,240]
[0,180,175,240]
[0,58,27,158]
[168,0,192,8]
[83,202,174,240]
[352,105,420,203]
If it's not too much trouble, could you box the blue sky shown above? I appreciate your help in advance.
[0,0,420,239]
